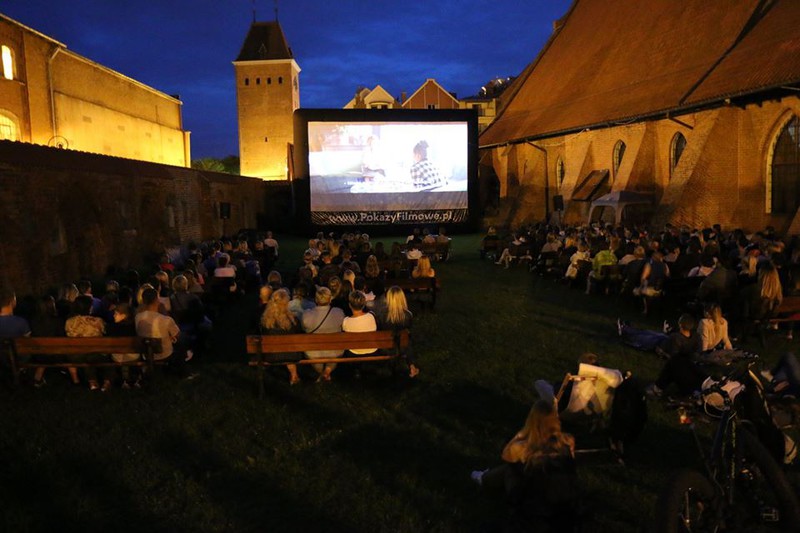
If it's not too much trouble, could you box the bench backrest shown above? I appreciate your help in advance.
[246,330,409,355]
[386,277,439,290]
[776,295,800,315]
[5,336,162,356]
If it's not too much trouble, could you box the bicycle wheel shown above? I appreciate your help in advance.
[732,428,800,529]
[653,468,719,533]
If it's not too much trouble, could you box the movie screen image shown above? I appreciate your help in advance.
[307,121,469,224]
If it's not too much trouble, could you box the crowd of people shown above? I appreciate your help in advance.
[0,228,444,390]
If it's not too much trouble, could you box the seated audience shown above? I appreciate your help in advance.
[65,295,109,391]
[378,286,419,377]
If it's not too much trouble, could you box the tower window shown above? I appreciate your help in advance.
[1,45,14,80]
[244,78,249,86]
[256,77,260,85]
[0,112,19,141]
[267,77,272,84]
[278,76,283,84]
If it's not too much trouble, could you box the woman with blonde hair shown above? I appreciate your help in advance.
[379,286,419,377]
[412,255,435,279]
[471,400,575,491]
[697,302,732,352]
[260,289,302,385]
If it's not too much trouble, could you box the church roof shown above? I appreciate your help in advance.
[480,0,800,147]
[235,21,293,62]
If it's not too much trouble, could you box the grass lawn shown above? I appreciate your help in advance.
[1,233,796,532]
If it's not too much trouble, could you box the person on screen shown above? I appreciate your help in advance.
[410,141,445,190]
[361,136,386,182]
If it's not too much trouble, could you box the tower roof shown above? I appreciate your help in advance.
[235,21,293,61]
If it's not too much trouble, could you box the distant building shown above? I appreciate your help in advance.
[234,20,300,180]
[0,13,190,167]
[479,0,800,232]
[343,78,504,132]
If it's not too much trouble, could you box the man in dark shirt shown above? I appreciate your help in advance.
[649,314,705,397]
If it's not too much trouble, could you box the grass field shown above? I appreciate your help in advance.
[1,234,797,532]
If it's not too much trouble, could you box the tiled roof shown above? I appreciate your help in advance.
[235,21,292,62]
[480,0,800,147]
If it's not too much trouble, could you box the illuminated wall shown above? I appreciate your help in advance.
[0,14,189,166]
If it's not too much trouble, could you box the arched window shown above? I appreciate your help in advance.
[244,78,249,86]
[670,132,687,176]
[1,45,15,80]
[770,116,800,214]
[556,157,565,189]
[278,76,283,84]
[612,140,626,179]
[0,111,19,141]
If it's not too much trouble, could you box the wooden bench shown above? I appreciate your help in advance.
[385,276,440,309]
[768,295,800,324]
[420,240,451,261]
[1,336,163,386]
[246,330,410,397]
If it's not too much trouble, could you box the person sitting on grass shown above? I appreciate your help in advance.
[378,286,419,378]
[645,314,705,398]
[261,289,302,385]
[471,400,578,530]
[65,295,109,391]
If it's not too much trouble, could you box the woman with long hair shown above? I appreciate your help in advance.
[260,289,302,384]
[697,302,732,352]
[380,286,419,378]
[471,400,575,491]
[412,255,435,279]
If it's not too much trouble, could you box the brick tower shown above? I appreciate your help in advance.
[234,21,300,180]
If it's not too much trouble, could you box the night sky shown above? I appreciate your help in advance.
[2,0,572,159]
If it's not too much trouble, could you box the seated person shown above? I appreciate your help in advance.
[646,314,705,398]
[342,291,377,356]
[471,401,578,530]
[698,302,733,353]
[65,295,109,391]
[586,241,619,295]
[136,287,185,377]
[761,352,800,396]
[564,241,590,280]
[534,353,623,419]
[302,287,345,382]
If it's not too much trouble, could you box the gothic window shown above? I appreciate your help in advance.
[670,132,687,177]
[0,111,19,141]
[556,157,565,189]
[612,140,626,179]
[1,45,14,80]
[770,116,800,214]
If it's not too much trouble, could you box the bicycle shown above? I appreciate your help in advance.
[652,357,800,532]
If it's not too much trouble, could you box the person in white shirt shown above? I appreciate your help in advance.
[263,231,279,258]
[342,291,377,355]
[135,287,185,375]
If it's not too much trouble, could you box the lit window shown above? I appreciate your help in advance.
[1,45,14,80]
[770,116,800,214]
[0,112,19,141]
[670,132,687,177]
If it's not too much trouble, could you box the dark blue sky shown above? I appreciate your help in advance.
[3,0,572,159]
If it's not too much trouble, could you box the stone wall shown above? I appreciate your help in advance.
[0,140,291,295]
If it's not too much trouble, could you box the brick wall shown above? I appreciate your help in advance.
[0,141,291,295]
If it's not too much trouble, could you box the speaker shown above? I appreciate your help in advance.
[553,195,564,211]
[219,202,231,220]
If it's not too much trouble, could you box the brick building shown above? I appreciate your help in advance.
[0,13,190,166]
[479,0,800,234]
[234,21,300,180]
